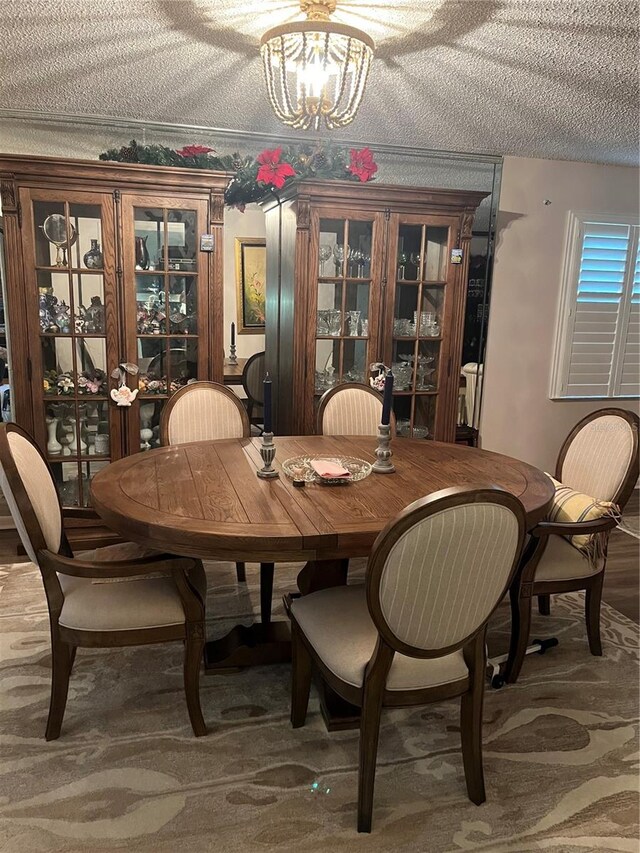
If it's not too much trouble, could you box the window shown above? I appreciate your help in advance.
[551,211,639,399]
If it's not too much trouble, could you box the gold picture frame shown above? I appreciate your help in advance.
[235,237,266,334]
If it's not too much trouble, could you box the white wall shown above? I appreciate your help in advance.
[481,155,640,472]
[223,205,265,360]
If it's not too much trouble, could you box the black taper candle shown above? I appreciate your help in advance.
[263,372,272,433]
[381,370,394,426]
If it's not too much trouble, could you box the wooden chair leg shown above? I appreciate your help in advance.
[184,626,207,737]
[260,563,275,625]
[537,594,551,616]
[357,683,385,833]
[290,621,312,728]
[505,581,533,684]
[45,637,74,741]
[585,572,604,656]
[235,562,247,583]
[460,634,486,805]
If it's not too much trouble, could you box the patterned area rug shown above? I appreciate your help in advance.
[0,558,638,853]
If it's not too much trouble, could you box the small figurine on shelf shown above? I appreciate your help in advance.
[110,362,139,407]
[84,295,105,333]
[369,362,389,392]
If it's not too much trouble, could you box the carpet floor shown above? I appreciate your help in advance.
[0,558,638,853]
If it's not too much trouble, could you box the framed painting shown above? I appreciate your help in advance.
[235,237,266,334]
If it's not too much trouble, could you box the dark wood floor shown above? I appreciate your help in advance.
[602,490,639,623]
[0,492,638,621]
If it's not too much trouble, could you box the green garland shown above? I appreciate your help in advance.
[98,140,377,210]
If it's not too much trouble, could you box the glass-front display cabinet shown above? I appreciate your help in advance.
[263,180,486,439]
[0,155,226,515]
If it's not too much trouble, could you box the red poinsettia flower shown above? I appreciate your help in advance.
[348,147,378,182]
[176,144,215,158]
[256,147,297,189]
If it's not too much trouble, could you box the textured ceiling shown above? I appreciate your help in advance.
[0,0,638,165]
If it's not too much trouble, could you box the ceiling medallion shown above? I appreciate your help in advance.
[260,0,375,131]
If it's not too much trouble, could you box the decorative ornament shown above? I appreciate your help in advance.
[110,362,140,407]
[260,0,374,131]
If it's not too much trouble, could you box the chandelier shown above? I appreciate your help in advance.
[260,1,375,131]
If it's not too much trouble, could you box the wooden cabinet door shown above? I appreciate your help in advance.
[119,193,215,455]
[384,212,464,443]
[305,207,386,433]
[20,187,123,508]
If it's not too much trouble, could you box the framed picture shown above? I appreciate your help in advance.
[235,237,266,334]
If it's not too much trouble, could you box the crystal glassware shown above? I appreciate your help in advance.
[317,309,330,336]
[397,251,408,280]
[333,244,349,276]
[347,310,361,336]
[319,245,332,276]
[361,318,369,337]
[409,252,421,279]
[327,309,342,337]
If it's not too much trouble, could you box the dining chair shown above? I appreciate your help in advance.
[241,351,265,431]
[160,381,250,583]
[504,408,639,684]
[317,382,396,436]
[286,486,526,832]
[0,423,208,739]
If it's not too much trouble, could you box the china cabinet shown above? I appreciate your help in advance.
[0,155,227,518]
[261,180,487,439]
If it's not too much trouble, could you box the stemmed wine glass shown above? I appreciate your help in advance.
[333,244,350,277]
[397,251,408,280]
[410,252,421,280]
[319,245,332,276]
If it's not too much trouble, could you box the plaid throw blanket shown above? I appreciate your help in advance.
[545,475,621,565]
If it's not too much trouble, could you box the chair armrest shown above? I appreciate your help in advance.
[532,518,617,538]
[38,549,196,579]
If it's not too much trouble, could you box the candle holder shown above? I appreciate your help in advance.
[372,423,395,474]
[228,342,238,365]
[256,432,279,479]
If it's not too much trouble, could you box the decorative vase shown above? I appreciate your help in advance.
[46,417,62,455]
[135,236,150,270]
[83,239,103,269]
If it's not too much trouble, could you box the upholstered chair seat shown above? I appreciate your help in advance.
[286,487,526,832]
[58,561,207,633]
[505,408,639,684]
[291,585,468,691]
[533,535,603,583]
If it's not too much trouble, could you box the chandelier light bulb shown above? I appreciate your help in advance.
[261,0,375,131]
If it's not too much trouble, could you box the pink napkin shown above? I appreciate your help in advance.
[310,460,351,479]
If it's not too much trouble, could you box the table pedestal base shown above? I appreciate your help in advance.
[204,622,291,669]
[203,557,362,730]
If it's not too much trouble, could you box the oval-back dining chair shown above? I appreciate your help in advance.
[505,407,639,683]
[0,422,208,739]
[286,486,526,832]
[317,383,396,436]
[241,351,265,429]
[160,380,250,445]
[160,381,250,583]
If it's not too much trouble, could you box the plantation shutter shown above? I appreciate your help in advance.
[616,241,640,396]
[556,215,639,399]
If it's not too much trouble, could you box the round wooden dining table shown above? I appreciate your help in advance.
[91,435,553,727]
[91,434,553,562]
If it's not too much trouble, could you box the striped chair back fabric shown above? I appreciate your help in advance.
[163,383,248,445]
[0,429,62,563]
[374,501,522,652]
[321,386,383,436]
[560,413,636,502]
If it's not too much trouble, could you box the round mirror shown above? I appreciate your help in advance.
[41,214,77,266]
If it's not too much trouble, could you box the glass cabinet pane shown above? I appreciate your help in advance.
[130,201,204,450]
[315,217,374,396]
[31,194,114,506]
[391,220,451,441]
